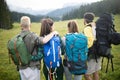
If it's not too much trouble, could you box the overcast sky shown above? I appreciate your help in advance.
[6,0,101,10]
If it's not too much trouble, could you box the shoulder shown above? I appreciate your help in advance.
[84,26,92,30]
[25,32,39,42]
[62,36,66,41]
[28,32,39,38]
[84,26,92,32]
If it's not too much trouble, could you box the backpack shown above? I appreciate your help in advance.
[65,33,88,75]
[7,32,31,66]
[110,31,120,45]
[94,13,118,72]
[95,12,119,57]
[43,35,61,68]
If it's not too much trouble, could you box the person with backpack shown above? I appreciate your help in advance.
[7,16,59,80]
[62,21,88,80]
[83,12,101,80]
[39,18,64,80]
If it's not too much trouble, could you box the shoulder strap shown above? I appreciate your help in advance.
[83,25,91,33]
[85,23,92,27]
[20,31,31,39]
[58,35,65,55]
[84,25,94,34]
[31,37,39,54]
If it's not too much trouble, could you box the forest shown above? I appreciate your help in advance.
[0,0,120,29]
[62,0,120,20]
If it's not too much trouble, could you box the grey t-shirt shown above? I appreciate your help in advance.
[19,30,43,69]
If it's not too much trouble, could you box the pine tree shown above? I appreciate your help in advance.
[0,0,13,29]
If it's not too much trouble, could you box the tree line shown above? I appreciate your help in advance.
[10,11,45,23]
[0,0,58,29]
[10,12,61,23]
[62,0,120,20]
[0,0,120,29]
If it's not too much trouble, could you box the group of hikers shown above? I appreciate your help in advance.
[7,12,119,80]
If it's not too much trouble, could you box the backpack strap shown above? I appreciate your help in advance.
[14,38,22,66]
[19,31,30,39]
[46,64,57,80]
[70,34,78,61]
[31,40,43,61]
[84,25,98,61]
[59,36,65,55]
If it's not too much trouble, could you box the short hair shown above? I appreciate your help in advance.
[68,21,79,33]
[20,16,31,28]
[84,12,95,23]
[40,18,54,37]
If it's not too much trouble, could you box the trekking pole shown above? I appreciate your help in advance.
[111,58,114,72]
[101,57,104,70]
[106,57,109,73]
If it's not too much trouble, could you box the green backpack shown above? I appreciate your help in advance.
[7,32,31,66]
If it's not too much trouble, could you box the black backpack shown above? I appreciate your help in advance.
[95,13,113,57]
[92,13,117,72]
[96,13,120,57]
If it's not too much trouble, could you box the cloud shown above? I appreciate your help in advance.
[6,0,101,10]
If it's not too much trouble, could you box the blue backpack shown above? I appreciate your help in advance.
[43,35,61,68]
[65,33,88,75]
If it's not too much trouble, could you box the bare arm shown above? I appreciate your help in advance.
[41,31,58,44]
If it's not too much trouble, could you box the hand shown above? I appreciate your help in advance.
[91,22,96,27]
[52,31,59,35]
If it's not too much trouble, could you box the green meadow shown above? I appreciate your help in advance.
[0,15,120,80]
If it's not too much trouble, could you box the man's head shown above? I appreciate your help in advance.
[84,12,95,24]
[20,16,31,30]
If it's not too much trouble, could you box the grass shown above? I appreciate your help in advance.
[0,14,120,80]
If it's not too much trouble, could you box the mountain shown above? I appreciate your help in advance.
[8,3,81,16]
[7,3,81,20]
[46,5,80,19]
[8,4,53,15]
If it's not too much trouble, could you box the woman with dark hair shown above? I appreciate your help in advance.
[67,21,79,33]
[40,18,64,80]
[62,20,84,80]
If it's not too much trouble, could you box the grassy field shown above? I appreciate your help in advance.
[0,15,120,80]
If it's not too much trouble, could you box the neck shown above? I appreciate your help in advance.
[21,26,30,31]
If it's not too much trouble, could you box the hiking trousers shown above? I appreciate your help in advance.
[43,63,64,80]
[19,67,40,80]
[64,66,82,80]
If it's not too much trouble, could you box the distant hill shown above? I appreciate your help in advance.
[8,4,52,15]
[46,5,80,19]
[8,3,81,17]
[9,4,81,21]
